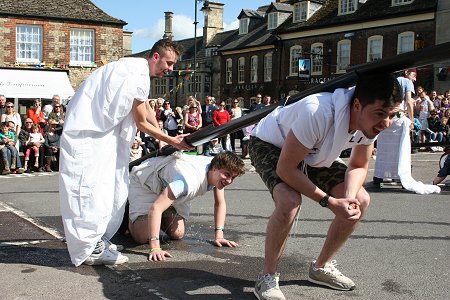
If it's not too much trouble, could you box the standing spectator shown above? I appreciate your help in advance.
[59,39,191,267]
[19,118,45,172]
[155,98,165,121]
[43,119,61,172]
[43,95,62,120]
[1,102,22,151]
[228,99,243,152]
[160,101,179,137]
[430,90,440,108]
[213,101,231,149]
[264,95,272,106]
[250,94,265,112]
[183,104,202,134]
[439,97,450,118]
[416,88,435,144]
[201,96,217,127]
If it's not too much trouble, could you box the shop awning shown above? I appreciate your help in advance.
[0,68,75,99]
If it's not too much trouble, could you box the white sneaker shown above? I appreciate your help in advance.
[102,238,124,252]
[254,273,286,300]
[308,260,355,291]
[83,248,129,266]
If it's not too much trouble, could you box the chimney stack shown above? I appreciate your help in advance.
[163,11,173,40]
[202,2,224,46]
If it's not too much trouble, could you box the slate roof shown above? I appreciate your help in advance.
[0,0,127,25]
[276,0,438,35]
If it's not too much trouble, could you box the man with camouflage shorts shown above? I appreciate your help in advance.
[249,73,402,300]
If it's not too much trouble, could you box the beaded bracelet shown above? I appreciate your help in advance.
[215,227,224,231]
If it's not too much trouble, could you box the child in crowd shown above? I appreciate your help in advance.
[204,138,224,156]
[24,124,45,170]
[0,121,21,174]
[130,137,143,162]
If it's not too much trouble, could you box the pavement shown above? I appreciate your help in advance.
[0,151,449,300]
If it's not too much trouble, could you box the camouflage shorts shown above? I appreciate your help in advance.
[248,136,347,196]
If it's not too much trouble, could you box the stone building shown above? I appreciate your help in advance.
[0,0,128,110]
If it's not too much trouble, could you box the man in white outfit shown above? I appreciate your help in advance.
[250,73,402,300]
[59,39,192,267]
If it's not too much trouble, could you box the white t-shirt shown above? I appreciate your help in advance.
[253,88,375,168]
[128,153,214,221]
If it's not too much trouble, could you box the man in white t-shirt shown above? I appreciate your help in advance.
[250,73,402,300]
[127,151,246,261]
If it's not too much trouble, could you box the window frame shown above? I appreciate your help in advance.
[226,58,233,84]
[264,53,272,82]
[310,42,323,75]
[397,31,414,54]
[238,57,245,83]
[250,55,258,83]
[268,12,279,30]
[338,0,357,15]
[336,39,351,73]
[289,45,303,76]
[16,24,43,64]
[293,1,309,22]
[367,35,383,62]
[239,18,249,35]
[70,28,96,67]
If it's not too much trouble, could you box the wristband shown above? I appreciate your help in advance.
[215,227,224,231]
[149,237,159,241]
[149,247,161,252]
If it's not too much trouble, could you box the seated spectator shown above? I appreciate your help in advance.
[1,102,22,150]
[432,147,450,185]
[127,151,245,261]
[23,124,45,171]
[48,102,65,129]
[19,118,45,172]
[43,119,61,172]
[0,121,24,174]
[130,137,143,162]
[427,110,445,143]
[204,138,224,157]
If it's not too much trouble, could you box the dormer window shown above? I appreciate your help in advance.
[293,2,308,22]
[338,0,357,15]
[268,12,279,30]
[239,18,249,35]
[392,0,413,6]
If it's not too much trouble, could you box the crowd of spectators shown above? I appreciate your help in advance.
[0,94,64,175]
[412,88,450,150]
[130,94,274,162]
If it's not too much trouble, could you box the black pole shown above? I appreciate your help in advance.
[193,0,198,98]
[130,41,450,170]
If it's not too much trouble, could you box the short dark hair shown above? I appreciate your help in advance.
[209,151,246,177]
[352,73,402,108]
[149,39,183,58]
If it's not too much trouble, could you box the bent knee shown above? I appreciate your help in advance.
[167,230,185,240]
[273,183,302,216]
[357,189,371,213]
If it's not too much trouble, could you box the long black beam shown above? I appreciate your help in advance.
[130,41,450,170]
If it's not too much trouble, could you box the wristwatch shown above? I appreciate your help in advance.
[319,195,330,207]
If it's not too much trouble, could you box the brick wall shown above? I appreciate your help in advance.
[0,16,124,90]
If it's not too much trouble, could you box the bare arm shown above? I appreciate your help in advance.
[147,186,175,262]
[144,100,159,128]
[405,91,415,125]
[132,100,192,150]
[212,187,238,247]
[276,130,360,220]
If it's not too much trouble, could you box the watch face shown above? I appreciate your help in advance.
[320,195,329,207]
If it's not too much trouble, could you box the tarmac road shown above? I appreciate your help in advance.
[0,151,449,299]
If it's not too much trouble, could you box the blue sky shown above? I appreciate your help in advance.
[91,0,270,54]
